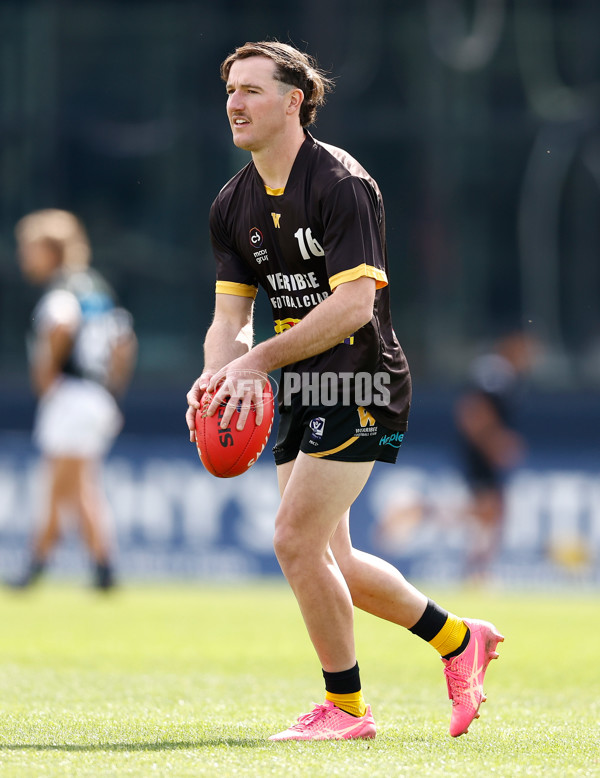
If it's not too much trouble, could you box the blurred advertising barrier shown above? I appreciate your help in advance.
[0,432,598,586]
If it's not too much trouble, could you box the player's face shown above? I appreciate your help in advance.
[226,57,293,152]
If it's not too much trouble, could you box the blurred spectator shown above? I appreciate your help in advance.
[11,209,137,590]
[454,329,537,580]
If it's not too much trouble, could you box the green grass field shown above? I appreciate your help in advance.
[0,581,598,777]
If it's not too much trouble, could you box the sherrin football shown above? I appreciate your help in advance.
[195,379,274,477]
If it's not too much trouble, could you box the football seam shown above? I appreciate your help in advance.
[220,416,273,476]
[196,395,274,477]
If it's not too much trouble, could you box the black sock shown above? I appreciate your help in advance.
[94,561,116,590]
[322,662,361,694]
[408,599,449,641]
[11,557,45,588]
[29,558,45,577]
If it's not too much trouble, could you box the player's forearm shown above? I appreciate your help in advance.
[203,318,253,373]
[31,327,73,396]
[31,357,58,396]
[107,334,138,396]
[250,281,373,373]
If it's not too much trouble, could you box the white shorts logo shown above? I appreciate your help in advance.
[309,417,326,439]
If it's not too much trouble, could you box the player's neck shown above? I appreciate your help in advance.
[251,128,305,191]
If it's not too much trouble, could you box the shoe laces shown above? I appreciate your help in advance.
[292,703,330,731]
[443,662,467,700]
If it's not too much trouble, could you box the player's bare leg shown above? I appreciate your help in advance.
[12,457,68,587]
[270,454,378,740]
[330,498,503,737]
[277,461,503,737]
[71,459,112,561]
[330,512,428,626]
[17,457,116,590]
[33,457,68,560]
[274,454,375,673]
[72,458,116,588]
[465,487,504,580]
[276,464,429,631]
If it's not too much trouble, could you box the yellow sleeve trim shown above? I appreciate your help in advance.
[307,437,358,458]
[215,280,258,299]
[329,264,388,291]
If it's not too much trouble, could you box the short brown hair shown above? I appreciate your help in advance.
[220,41,334,127]
[15,209,91,270]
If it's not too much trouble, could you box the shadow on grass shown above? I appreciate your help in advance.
[0,738,267,751]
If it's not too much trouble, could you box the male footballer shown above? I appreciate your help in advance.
[186,40,503,741]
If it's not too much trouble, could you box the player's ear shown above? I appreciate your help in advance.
[286,88,304,117]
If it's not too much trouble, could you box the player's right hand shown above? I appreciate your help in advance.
[186,371,214,443]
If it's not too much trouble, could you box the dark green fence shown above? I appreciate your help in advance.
[1,1,599,389]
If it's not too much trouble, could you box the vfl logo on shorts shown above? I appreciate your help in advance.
[309,417,326,440]
[379,432,404,449]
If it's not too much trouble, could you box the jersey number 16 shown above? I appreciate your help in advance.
[294,227,324,260]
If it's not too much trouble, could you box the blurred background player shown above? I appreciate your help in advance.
[454,329,537,580]
[12,209,137,590]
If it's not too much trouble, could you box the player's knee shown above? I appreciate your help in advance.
[272,519,314,576]
[272,522,296,568]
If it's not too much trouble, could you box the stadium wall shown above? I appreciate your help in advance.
[0,392,598,587]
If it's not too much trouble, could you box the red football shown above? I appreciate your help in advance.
[195,380,274,477]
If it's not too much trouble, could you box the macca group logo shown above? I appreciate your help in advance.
[249,226,263,248]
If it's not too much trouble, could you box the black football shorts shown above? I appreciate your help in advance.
[273,401,406,466]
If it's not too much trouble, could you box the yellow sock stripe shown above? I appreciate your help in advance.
[326,690,367,718]
[429,614,468,656]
